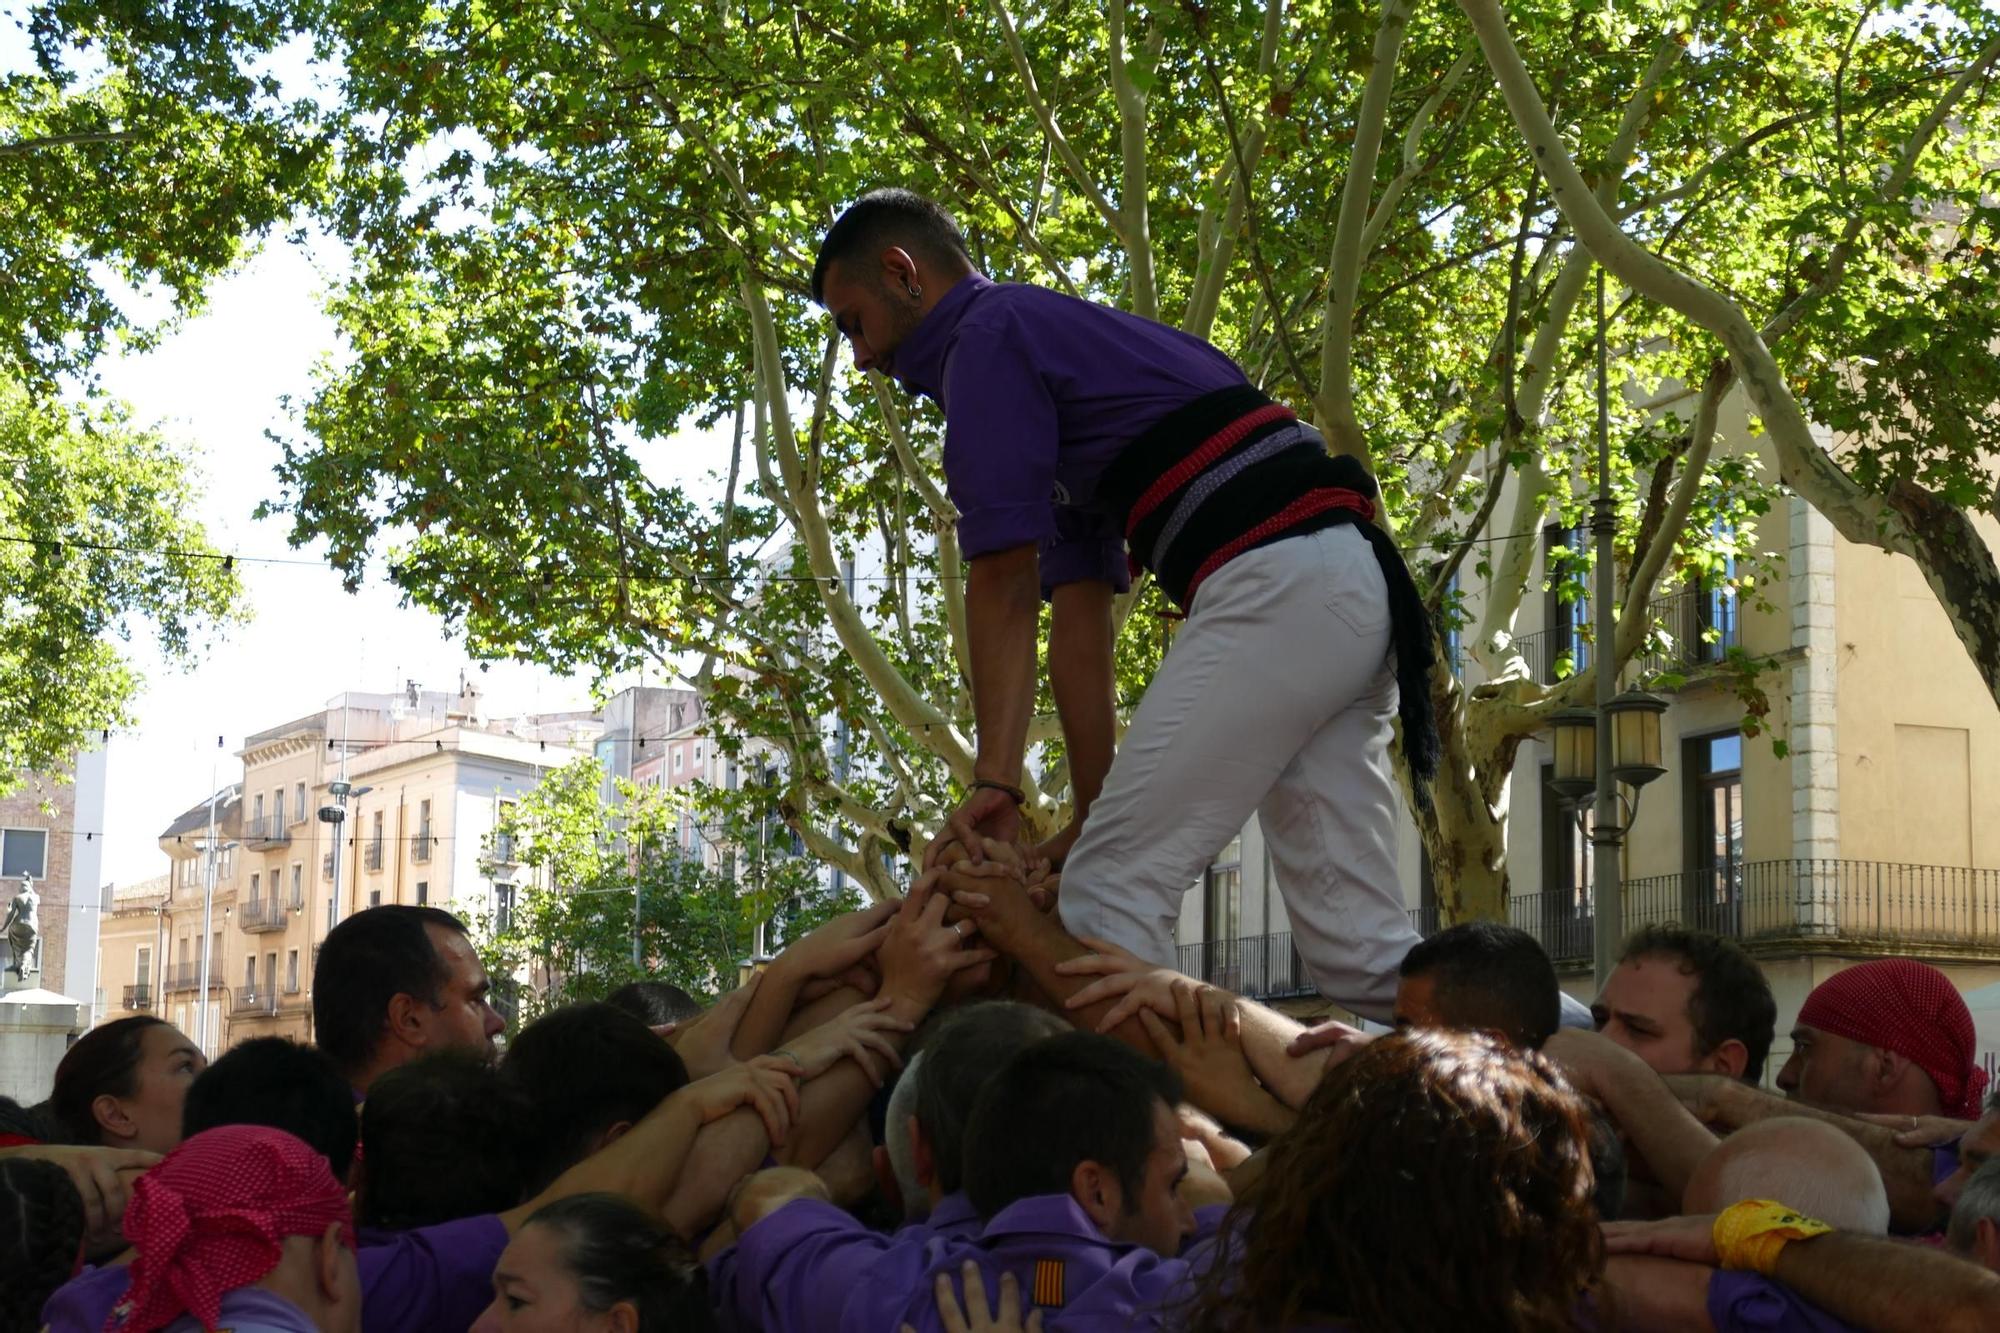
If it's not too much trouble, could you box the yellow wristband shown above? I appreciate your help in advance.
[1713,1199,1834,1275]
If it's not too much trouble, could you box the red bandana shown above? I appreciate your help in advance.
[110,1125,354,1333]
[1797,959,1989,1120]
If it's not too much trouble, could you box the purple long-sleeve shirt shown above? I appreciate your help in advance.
[890,275,1246,593]
[719,1189,1226,1333]
[41,1213,508,1333]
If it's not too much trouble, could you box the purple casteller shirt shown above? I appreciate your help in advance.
[890,274,1246,594]
[722,1189,1226,1333]
[1707,1270,1861,1332]
[707,1191,984,1333]
[41,1213,508,1333]
[154,1288,320,1333]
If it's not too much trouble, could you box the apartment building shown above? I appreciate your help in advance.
[89,684,600,1053]
[0,748,108,1002]
[1174,392,2000,1073]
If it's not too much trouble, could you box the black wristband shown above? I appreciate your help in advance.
[971,779,1027,806]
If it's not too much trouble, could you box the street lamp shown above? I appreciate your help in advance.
[319,781,372,929]
[1551,686,1671,988]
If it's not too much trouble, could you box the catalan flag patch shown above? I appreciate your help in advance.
[1032,1257,1066,1308]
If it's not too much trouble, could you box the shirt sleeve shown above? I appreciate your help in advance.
[1041,506,1131,596]
[940,321,1059,561]
[1706,1270,1863,1332]
[358,1213,509,1333]
[726,1197,893,1332]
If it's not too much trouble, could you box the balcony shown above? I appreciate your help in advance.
[1176,932,1317,1002]
[242,813,291,850]
[233,986,279,1016]
[122,984,152,1011]
[1407,859,2000,967]
[1483,587,1740,687]
[239,897,289,932]
[364,841,384,872]
[162,963,221,993]
[411,829,432,864]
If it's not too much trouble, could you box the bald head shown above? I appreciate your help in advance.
[1685,1117,1889,1234]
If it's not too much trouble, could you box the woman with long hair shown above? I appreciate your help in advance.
[1185,1029,1604,1333]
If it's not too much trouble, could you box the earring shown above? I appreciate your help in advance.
[905,281,923,300]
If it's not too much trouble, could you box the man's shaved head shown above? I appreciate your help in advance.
[1685,1116,1890,1234]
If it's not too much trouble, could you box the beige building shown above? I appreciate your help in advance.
[0,748,109,1002]
[90,684,599,1053]
[1176,391,2000,1081]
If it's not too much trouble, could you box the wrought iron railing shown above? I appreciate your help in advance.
[411,830,432,864]
[1477,587,1739,687]
[1176,932,1317,1001]
[122,984,152,1011]
[239,897,288,932]
[1407,860,2000,965]
[364,841,384,872]
[242,814,290,848]
[233,986,279,1015]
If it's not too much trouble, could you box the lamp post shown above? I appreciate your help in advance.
[1550,268,1675,989]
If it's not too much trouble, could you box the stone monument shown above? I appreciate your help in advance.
[0,874,81,1104]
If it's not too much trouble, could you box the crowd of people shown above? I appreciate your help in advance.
[3,844,1999,1333]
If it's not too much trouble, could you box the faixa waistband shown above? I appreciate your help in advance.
[1099,385,1379,612]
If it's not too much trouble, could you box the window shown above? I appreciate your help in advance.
[370,811,383,852]
[285,950,299,993]
[1201,840,1243,990]
[1539,764,1594,961]
[265,952,277,994]
[1544,525,1591,680]
[290,864,303,908]
[218,846,234,878]
[135,947,151,987]
[1682,731,1744,934]
[369,889,382,909]
[495,882,515,932]
[0,829,48,879]
[211,933,222,975]
[326,895,335,932]
[694,744,702,763]
[251,793,264,829]
[414,798,433,863]
[294,783,307,824]
[416,880,428,906]
[673,749,684,774]
[272,789,285,827]
[249,871,261,904]
[417,798,431,836]
[1697,519,1740,663]
[244,956,257,990]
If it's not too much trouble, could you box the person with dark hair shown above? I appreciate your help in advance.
[1395,921,1562,1050]
[312,905,504,1095]
[42,1056,805,1333]
[49,1016,204,1153]
[1,1155,87,1332]
[815,189,1435,1024]
[1186,1030,1602,1332]
[502,1002,690,1195]
[908,1002,1070,1224]
[603,980,704,1029]
[1593,924,1776,1081]
[181,1037,359,1182]
[471,1193,712,1333]
[720,1031,1214,1333]
[358,1051,532,1231]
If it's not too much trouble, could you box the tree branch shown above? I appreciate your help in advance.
[988,0,1124,236]
[1182,0,1287,338]
[1358,48,1477,259]
[0,129,142,158]
[1314,0,1419,460]
[1107,0,1163,321]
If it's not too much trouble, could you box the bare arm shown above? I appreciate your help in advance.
[1043,579,1117,862]
[1769,1231,2000,1333]
[1546,1030,1719,1204]
[1671,1075,1941,1233]
[965,544,1043,791]
[1601,1256,1717,1333]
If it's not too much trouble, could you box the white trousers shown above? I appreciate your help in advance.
[1059,525,1417,1023]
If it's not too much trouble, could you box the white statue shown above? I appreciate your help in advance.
[4,874,41,982]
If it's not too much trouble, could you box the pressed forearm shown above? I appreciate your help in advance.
[1601,1257,1717,1333]
[661,1106,775,1239]
[1600,1065,1718,1203]
[732,962,807,1061]
[776,990,928,1170]
[1047,580,1118,820]
[777,984,869,1045]
[966,545,1042,782]
[1001,911,1163,1059]
[508,1089,706,1231]
[1704,1080,1939,1232]
[1229,1002,1320,1110]
[1772,1232,2000,1333]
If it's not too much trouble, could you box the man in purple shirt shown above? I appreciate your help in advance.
[717,1031,1225,1333]
[708,1001,1067,1332]
[813,190,1438,1021]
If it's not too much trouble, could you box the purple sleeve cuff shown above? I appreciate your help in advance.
[1039,535,1130,595]
[1707,1269,1860,1332]
[956,502,1056,562]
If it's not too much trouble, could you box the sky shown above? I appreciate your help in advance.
[87,233,736,888]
